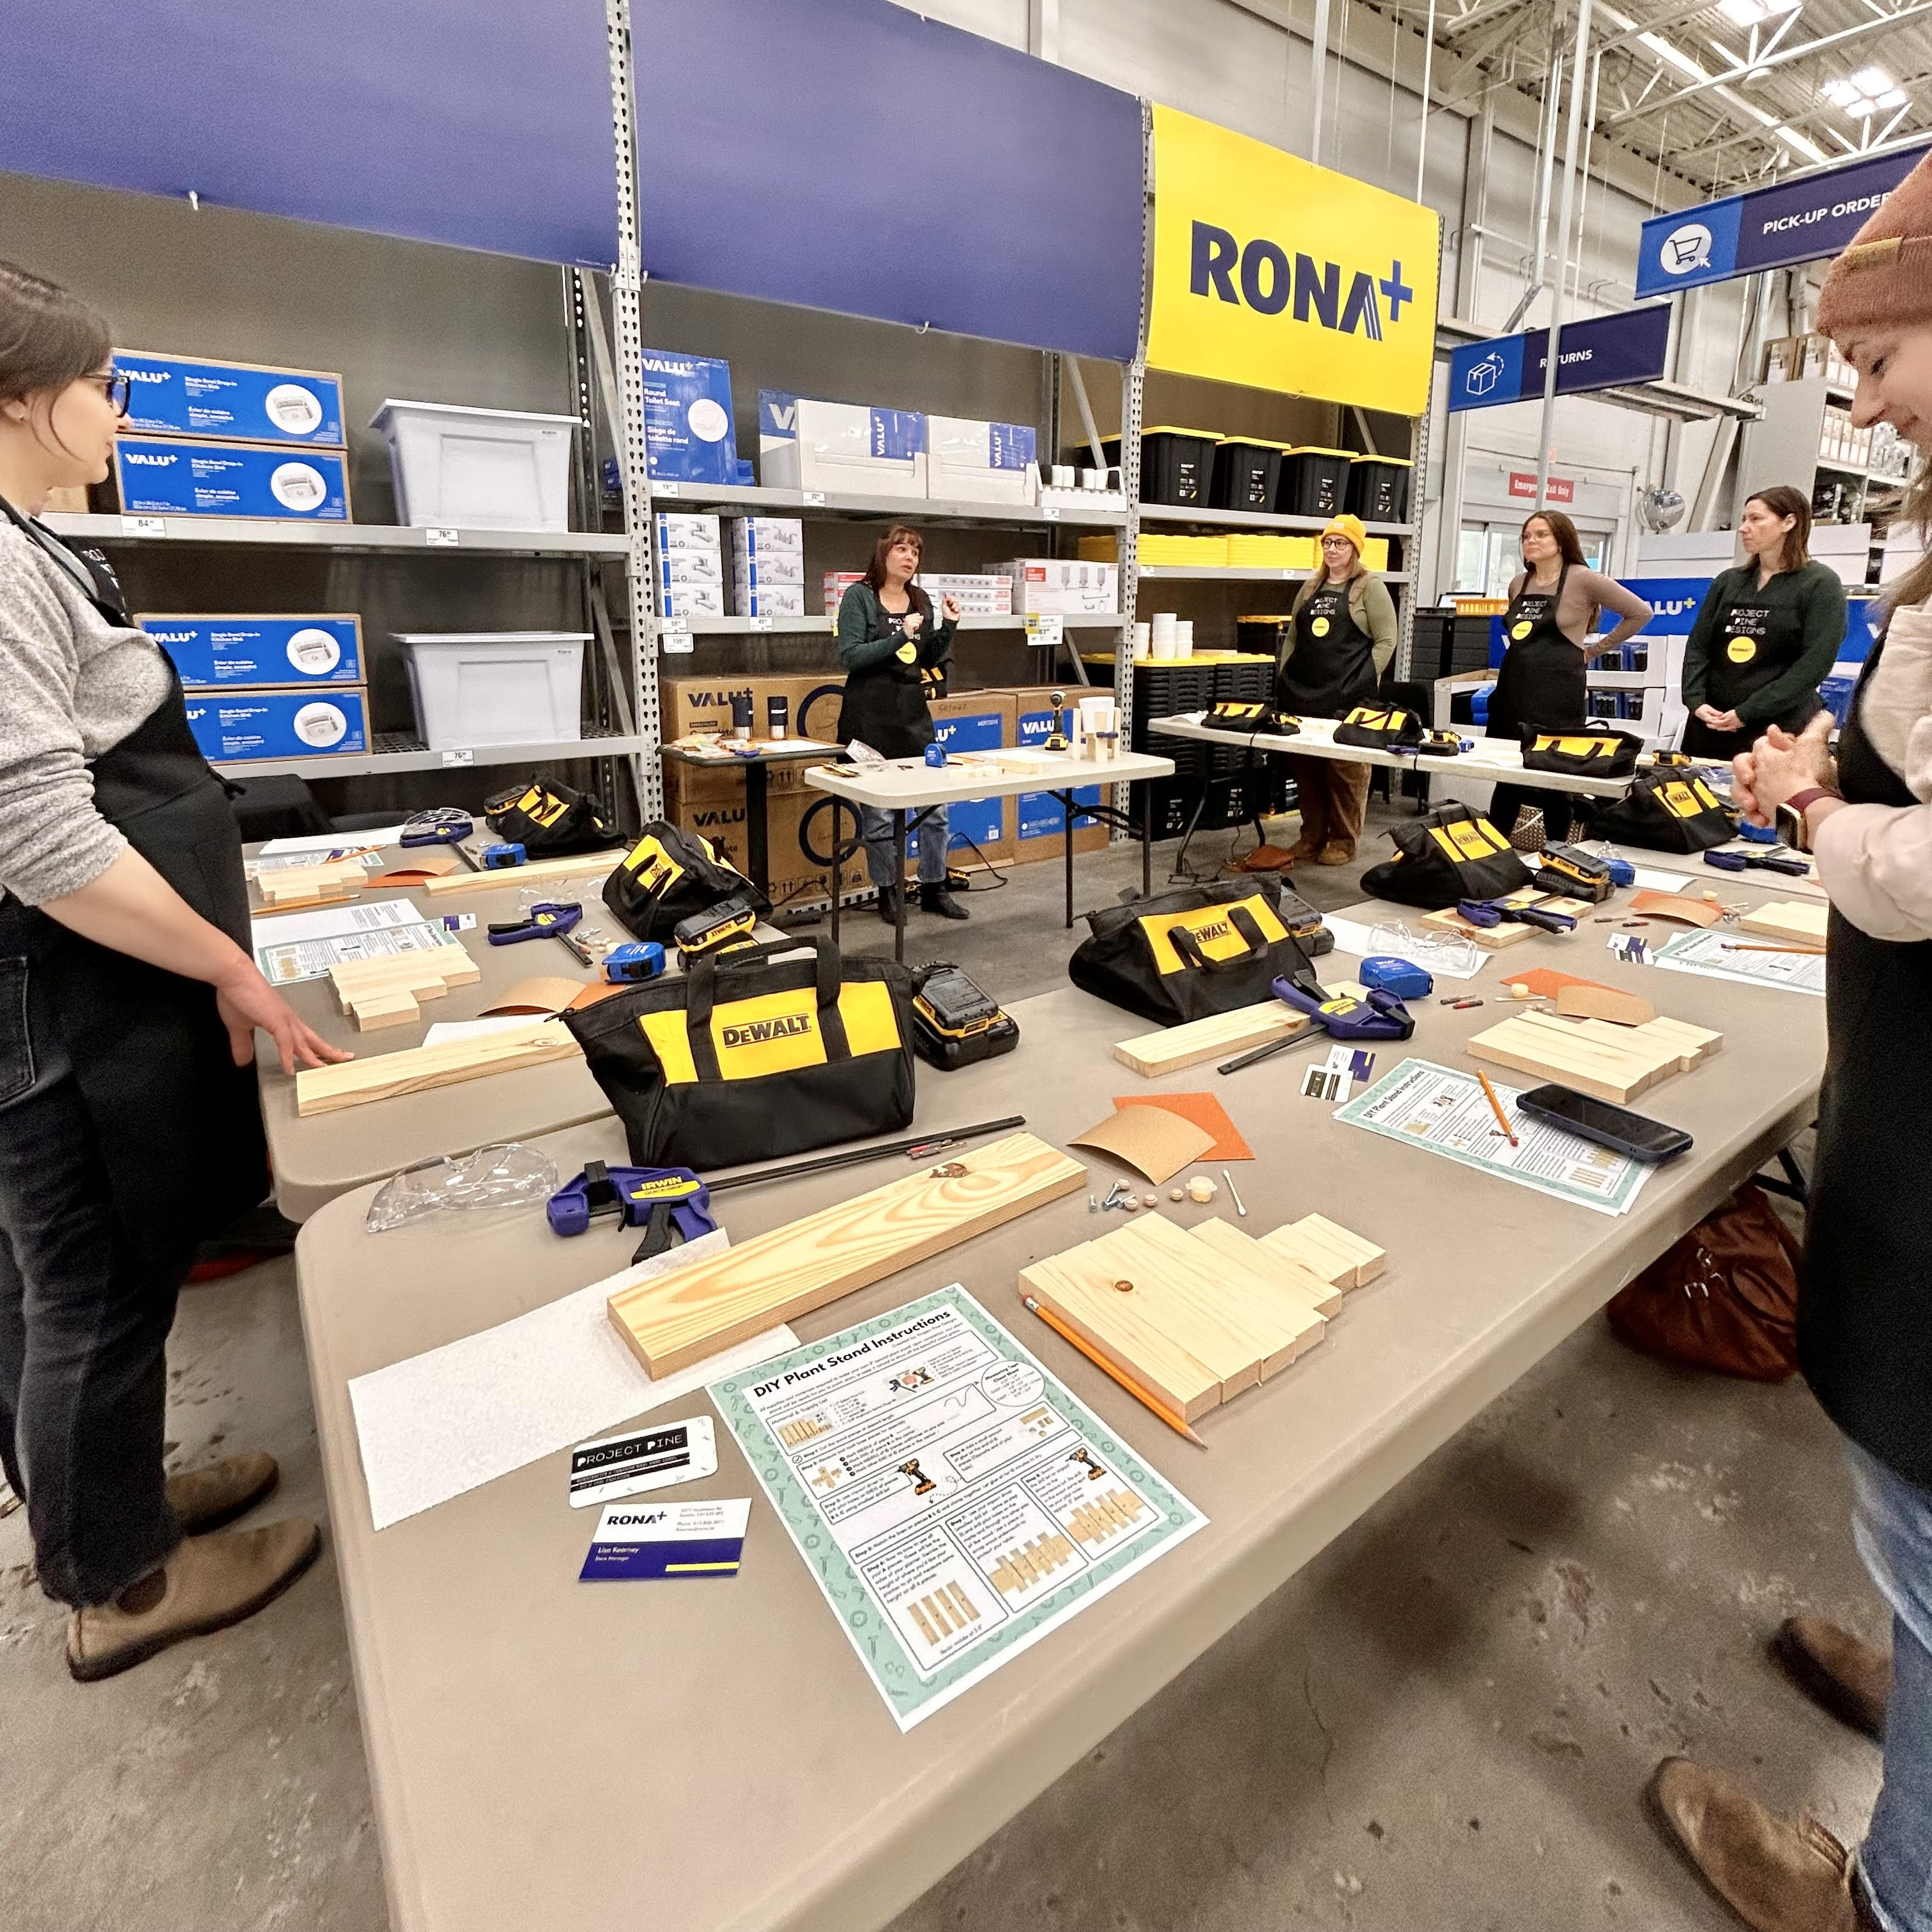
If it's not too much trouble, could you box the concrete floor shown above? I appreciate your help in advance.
[0,802,1889,1931]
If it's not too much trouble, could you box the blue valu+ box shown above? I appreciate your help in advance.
[640,348,739,486]
[137,615,363,688]
[183,689,368,763]
[113,351,345,446]
[114,439,350,521]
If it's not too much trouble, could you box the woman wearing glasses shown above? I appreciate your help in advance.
[0,261,345,1682]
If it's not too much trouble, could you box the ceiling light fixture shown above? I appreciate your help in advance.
[1823,67,1907,121]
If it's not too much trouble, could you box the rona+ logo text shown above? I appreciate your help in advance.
[1189,222,1414,342]
[720,1015,813,1048]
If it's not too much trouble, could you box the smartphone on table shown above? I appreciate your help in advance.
[1515,1084,1694,1163]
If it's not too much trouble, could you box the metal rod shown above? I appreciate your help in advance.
[1534,0,1593,513]
[1309,0,1333,167]
[1416,0,1440,203]
[1062,356,1108,475]
[705,1117,1029,1193]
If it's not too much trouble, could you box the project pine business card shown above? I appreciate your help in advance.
[568,1415,716,1508]
[579,1498,748,1582]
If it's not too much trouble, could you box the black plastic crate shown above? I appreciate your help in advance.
[1234,614,1292,664]
[1217,660,1271,704]
[1209,436,1285,512]
[1105,427,1220,507]
[1279,447,1353,518]
[1132,774,1268,838]
[1346,456,1413,523]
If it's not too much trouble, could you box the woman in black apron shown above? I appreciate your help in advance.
[1271,514,1397,866]
[1678,485,1848,763]
[1486,509,1652,841]
[834,525,966,923]
[0,260,344,1681]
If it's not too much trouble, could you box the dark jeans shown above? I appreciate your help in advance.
[0,1055,185,1607]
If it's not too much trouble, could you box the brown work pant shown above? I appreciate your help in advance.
[1287,756,1370,857]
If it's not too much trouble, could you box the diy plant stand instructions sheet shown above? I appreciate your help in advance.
[709,1286,1205,1731]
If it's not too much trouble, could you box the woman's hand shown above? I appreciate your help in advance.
[903,609,923,637]
[940,594,962,623]
[1745,712,1836,817]
[213,959,355,1075]
[1696,704,1745,733]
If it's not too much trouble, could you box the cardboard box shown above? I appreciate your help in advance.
[824,571,866,615]
[641,349,739,486]
[656,585,726,619]
[730,516,804,555]
[663,672,846,744]
[114,350,345,446]
[759,392,927,498]
[729,585,809,619]
[114,438,349,521]
[919,572,1013,615]
[137,613,362,688]
[909,693,1015,865]
[926,415,1039,505]
[662,759,868,903]
[183,687,368,763]
[1002,557,1117,615]
[656,549,723,586]
[655,512,722,551]
[731,553,807,588]
[1005,686,1108,861]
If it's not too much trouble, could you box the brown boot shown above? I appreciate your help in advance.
[1774,1616,1890,1743]
[165,1451,279,1535]
[1646,1758,1863,1931]
[1315,841,1357,865]
[66,1519,321,1682]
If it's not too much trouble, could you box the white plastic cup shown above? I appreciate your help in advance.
[1051,464,1075,489]
[1176,618,1195,657]
[1132,620,1151,661]
[1150,611,1178,660]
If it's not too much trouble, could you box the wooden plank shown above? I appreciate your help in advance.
[1020,1254,1222,1422]
[1188,1218,1343,1317]
[422,850,627,896]
[1739,899,1830,947]
[1289,1212,1386,1287]
[1514,1010,1700,1084]
[1642,1015,1723,1067]
[330,946,482,1031]
[293,1020,578,1116]
[1258,1223,1354,1291]
[1466,1014,1669,1105]
[1112,1002,1314,1079]
[611,1132,1087,1376]
[256,859,368,910]
[1421,905,1537,950]
[1130,1215,1327,1363]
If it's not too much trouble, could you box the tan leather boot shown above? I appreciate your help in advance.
[165,1451,279,1535]
[1315,840,1357,865]
[66,1519,321,1682]
[1647,1758,1864,1931]
[1774,1616,1890,1743]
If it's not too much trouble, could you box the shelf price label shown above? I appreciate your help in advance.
[440,749,475,767]
[426,528,460,547]
[802,491,826,507]
[121,516,167,537]
[1041,505,1061,520]
[661,619,694,656]
[1024,614,1065,650]
[748,615,774,632]
[656,481,681,498]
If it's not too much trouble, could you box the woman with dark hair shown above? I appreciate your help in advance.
[0,259,346,1680]
[1678,485,1848,763]
[834,524,967,923]
[1486,508,1653,841]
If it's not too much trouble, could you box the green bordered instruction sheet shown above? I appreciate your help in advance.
[709,1285,1205,1731]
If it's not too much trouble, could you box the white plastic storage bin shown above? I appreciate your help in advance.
[371,400,580,532]
[397,632,588,750]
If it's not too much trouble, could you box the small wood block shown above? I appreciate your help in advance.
[1114,1213,1323,1374]
[257,859,367,910]
[1259,1222,1356,1292]
[346,990,421,1032]
[1422,905,1537,949]
[1467,1013,1676,1105]
[422,848,628,895]
[293,1019,578,1116]
[1641,1014,1723,1067]
[1020,1253,1222,1422]
[1555,983,1655,1027]
[1739,899,1830,947]
[1291,1212,1386,1287]
[1111,1002,1314,1078]
[330,944,481,1032]
[1188,1217,1343,1317]
[1162,1220,1328,1356]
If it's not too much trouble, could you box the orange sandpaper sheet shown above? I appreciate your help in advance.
[1113,1092,1254,1162]
[1499,967,1611,999]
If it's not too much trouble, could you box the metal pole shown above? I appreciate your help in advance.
[1527,37,1565,299]
[1310,0,1333,167]
[1062,356,1108,475]
[1415,0,1439,203]
[1534,0,1592,512]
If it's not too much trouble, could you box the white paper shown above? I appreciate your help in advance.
[1321,915,1486,981]
[259,824,408,857]
[250,898,461,986]
[1627,866,1689,893]
[250,896,424,951]
[346,1229,795,1531]
[1651,927,1827,997]
[422,1015,549,1047]
[250,847,388,876]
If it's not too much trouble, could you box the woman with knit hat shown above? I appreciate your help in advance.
[1268,514,1397,866]
[1647,154,1932,1932]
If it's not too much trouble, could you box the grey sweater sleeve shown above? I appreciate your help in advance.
[0,532,141,904]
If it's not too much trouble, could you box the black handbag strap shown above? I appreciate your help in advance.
[1169,903,1269,974]
[684,936,852,1078]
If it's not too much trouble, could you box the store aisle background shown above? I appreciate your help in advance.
[0,804,1882,1931]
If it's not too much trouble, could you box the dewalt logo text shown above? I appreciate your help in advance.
[720,1015,813,1049]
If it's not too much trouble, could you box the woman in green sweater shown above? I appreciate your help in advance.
[1679,486,1848,762]
[834,525,966,923]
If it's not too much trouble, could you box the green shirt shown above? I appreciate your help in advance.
[836,581,958,674]
[1681,558,1847,727]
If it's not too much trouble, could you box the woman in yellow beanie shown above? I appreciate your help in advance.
[1268,514,1397,866]
[1647,155,1932,1932]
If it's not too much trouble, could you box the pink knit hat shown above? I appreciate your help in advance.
[1819,149,1932,344]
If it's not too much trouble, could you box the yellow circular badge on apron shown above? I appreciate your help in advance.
[1511,620,1533,641]
[894,641,918,664]
[1726,636,1756,664]
[1310,617,1330,638]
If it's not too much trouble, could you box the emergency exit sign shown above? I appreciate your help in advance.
[1508,471,1574,503]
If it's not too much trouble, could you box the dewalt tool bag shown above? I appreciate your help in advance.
[1361,802,1533,908]
[565,936,916,1169]
[484,777,625,857]
[1587,768,1736,854]
[602,824,770,943]
[1519,723,1643,779]
[1068,880,1332,1026]
[1333,704,1424,751]
[1199,701,1298,736]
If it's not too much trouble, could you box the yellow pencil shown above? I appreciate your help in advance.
[1022,1296,1208,1447]
[1475,1068,1519,1147]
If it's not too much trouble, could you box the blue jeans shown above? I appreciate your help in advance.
[1849,1439,1932,1932]
[860,802,949,891]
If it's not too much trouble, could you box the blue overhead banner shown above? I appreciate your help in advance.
[1449,305,1672,411]
[632,0,1144,362]
[0,1,619,267]
[1636,144,1932,297]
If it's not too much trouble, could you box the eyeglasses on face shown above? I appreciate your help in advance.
[86,371,132,416]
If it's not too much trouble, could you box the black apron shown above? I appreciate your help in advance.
[1799,633,1932,1490]
[1681,571,1822,762]
[836,595,940,761]
[0,502,268,1265]
[1488,564,1586,739]
[1275,579,1377,719]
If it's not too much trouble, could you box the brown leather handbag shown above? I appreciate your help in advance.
[1605,1183,1801,1382]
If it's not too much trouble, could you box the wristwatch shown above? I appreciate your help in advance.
[1776,785,1843,853]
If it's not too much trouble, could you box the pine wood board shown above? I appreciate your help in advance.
[610,1132,1087,1376]
[1466,1014,1679,1104]
[1140,1216,1327,1362]
[422,849,627,896]
[1422,905,1538,949]
[293,1019,578,1116]
[1739,899,1830,947]
[1289,1213,1387,1287]
[256,860,367,910]
[1112,1002,1314,1078]
[1515,1008,1722,1073]
[1188,1217,1344,1317]
[330,946,480,1032]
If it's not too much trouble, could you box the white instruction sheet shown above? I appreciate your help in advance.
[1335,1057,1654,1216]
[258,824,408,857]
[1652,927,1827,997]
[709,1285,1205,1732]
[250,898,454,985]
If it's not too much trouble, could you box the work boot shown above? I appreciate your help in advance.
[1315,841,1356,866]
[1646,1758,1866,1931]
[165,1451,279,1535]
[921,884,970,921]
[1774,1616,1890,1742]
[67,1519,322,1683]
[876,887,903,928]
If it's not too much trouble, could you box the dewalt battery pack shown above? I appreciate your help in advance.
[1534,841,1615,903]
[673,894,760,962]
[910,962,1019,1072]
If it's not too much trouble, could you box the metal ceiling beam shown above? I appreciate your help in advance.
[1607,0,1932,125]
[1441,0,1534,39]
[1595,0,1729,56]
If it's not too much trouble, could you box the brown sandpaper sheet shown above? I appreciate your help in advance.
[1070,1107,1217,1185]
[1112,1092,1254,1162]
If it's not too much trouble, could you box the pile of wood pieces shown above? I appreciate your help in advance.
[329,946,480,1031]
[254,858,367,911]
[1466,1008,1721,1104]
